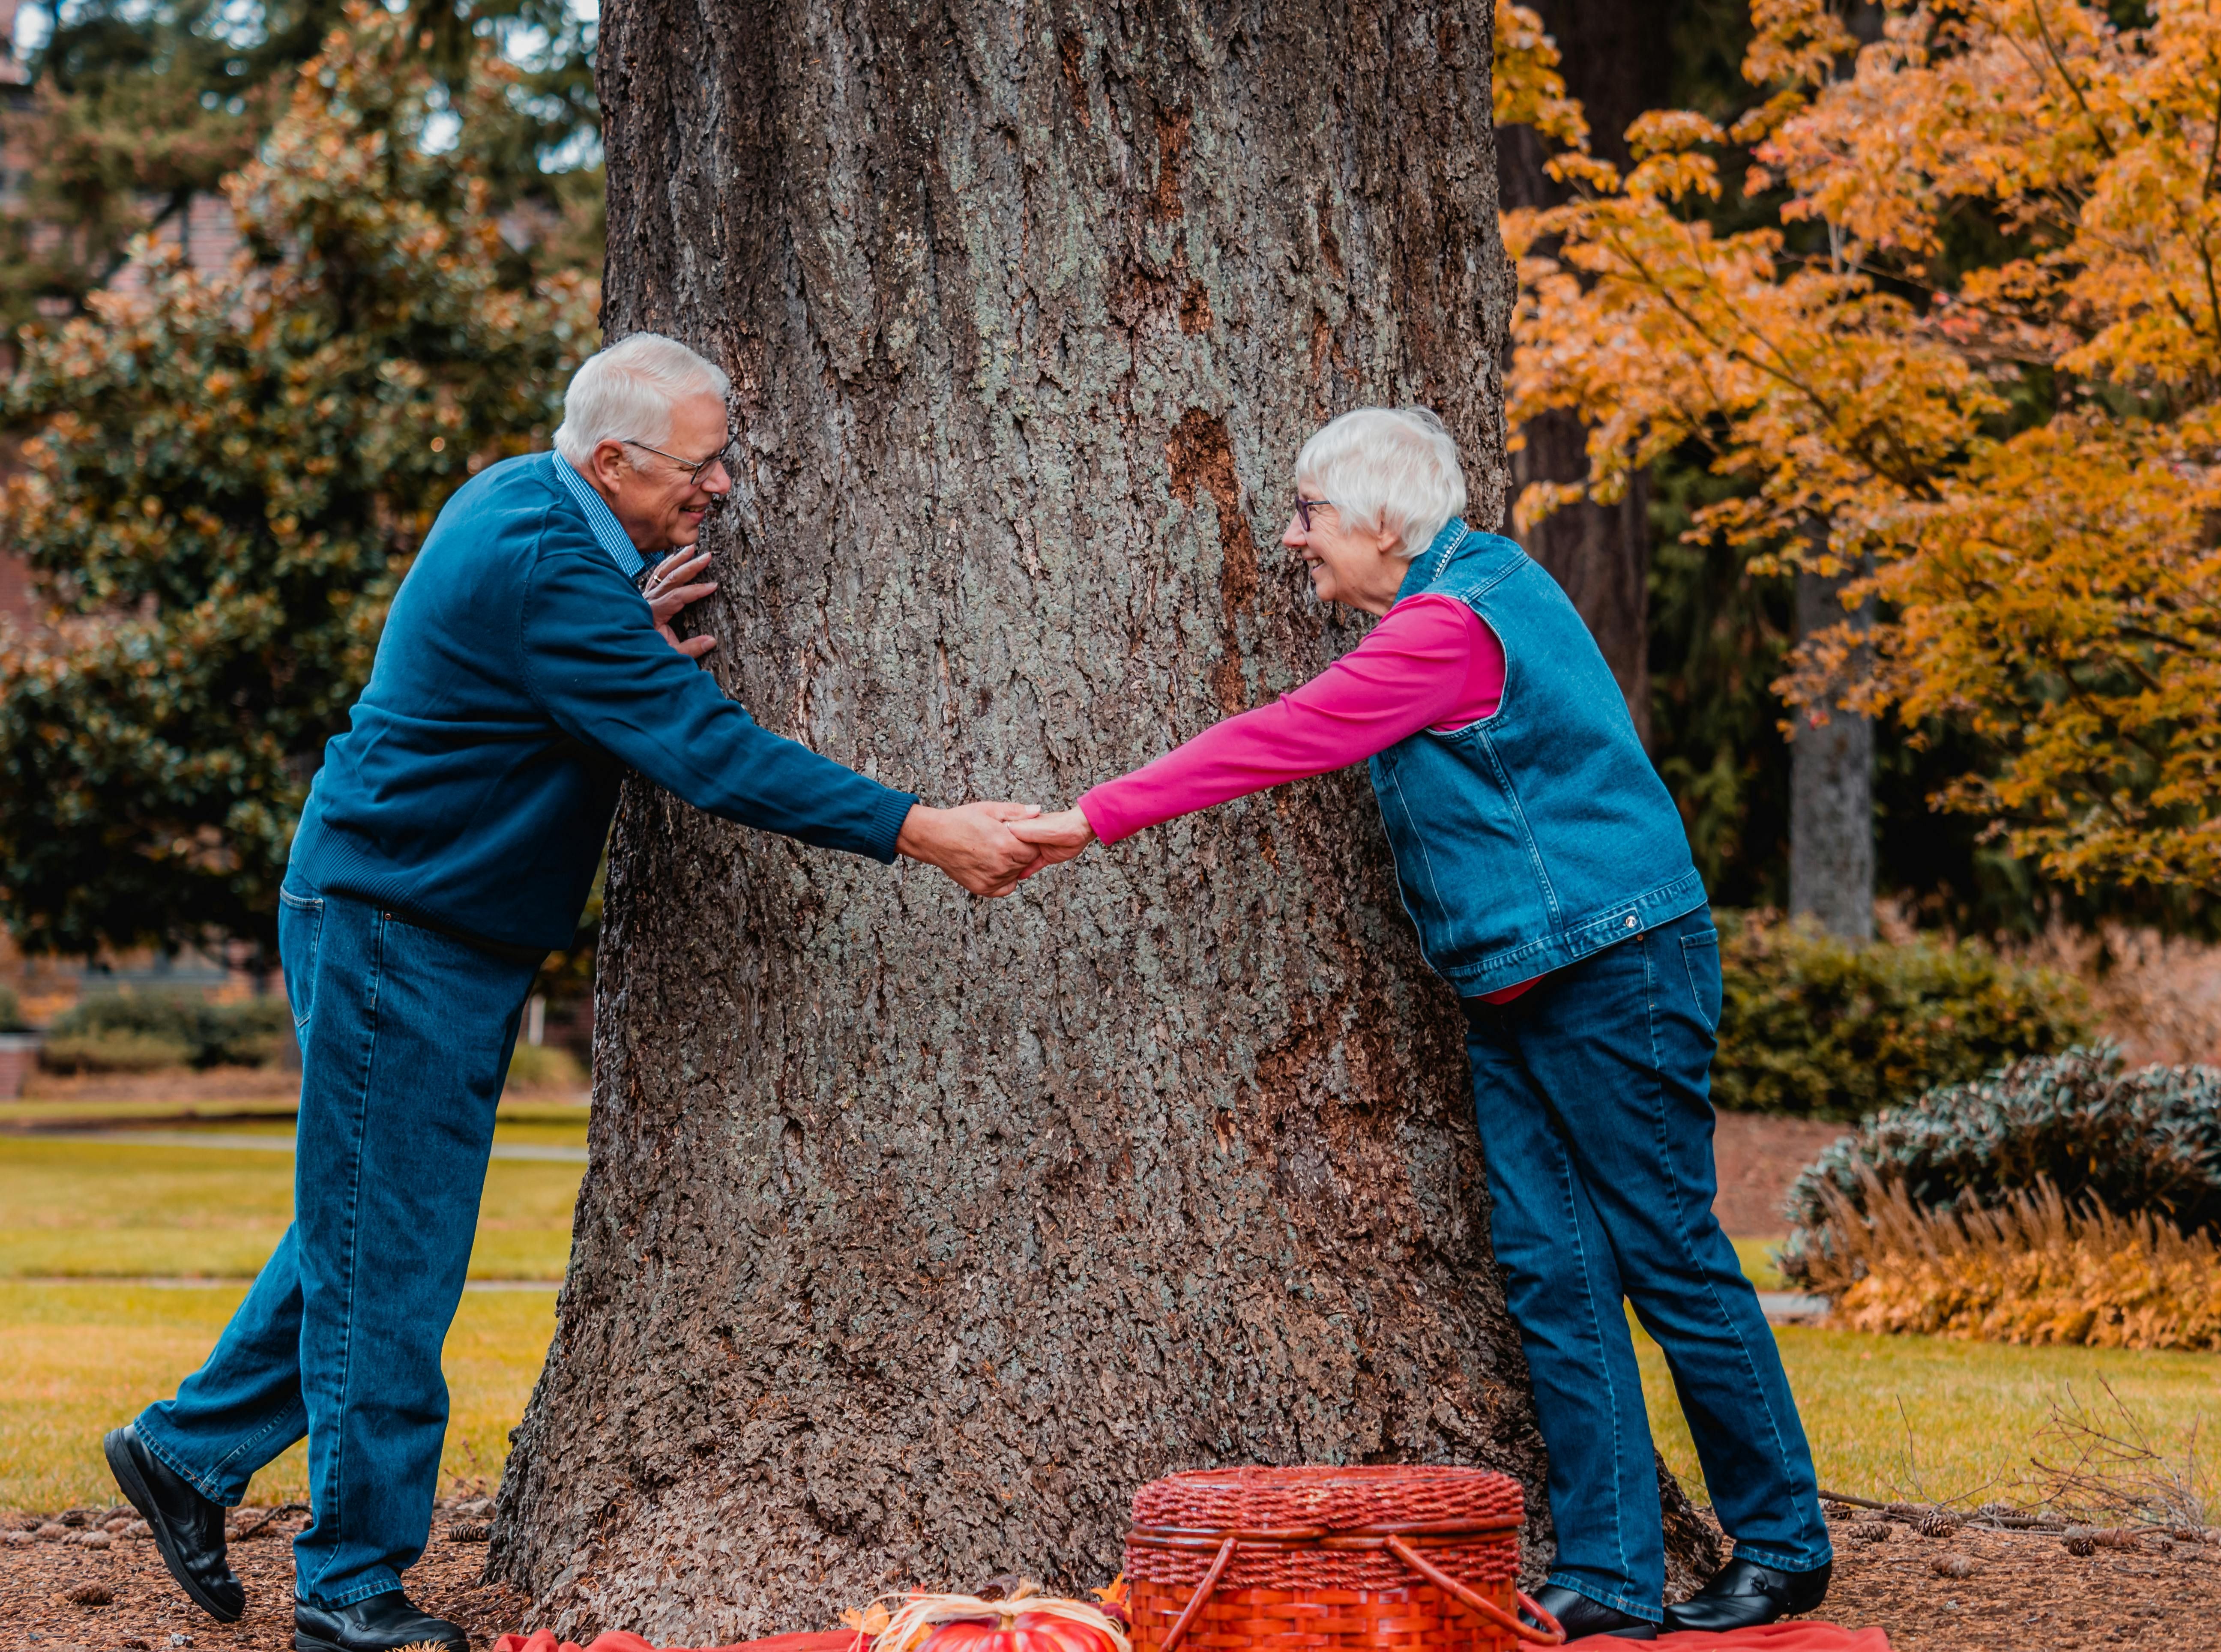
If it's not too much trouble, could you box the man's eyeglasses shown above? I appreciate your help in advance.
[623,437,733,488]
[1293,494,1335,533]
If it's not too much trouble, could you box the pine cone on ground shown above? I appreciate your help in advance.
[2064,1529,2097,1557]
[1914,1511,1960,1538]
[1847,1522,1892,1543]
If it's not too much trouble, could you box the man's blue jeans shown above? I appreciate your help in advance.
[1463,906,1831,1622]
[134,885,540,1607]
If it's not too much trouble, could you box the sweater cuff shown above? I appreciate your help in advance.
[864,787,919,864]
[1075,787,1133,846]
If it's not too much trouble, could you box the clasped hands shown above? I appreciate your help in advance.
[895,803,1095,898]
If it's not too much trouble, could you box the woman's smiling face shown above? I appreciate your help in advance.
[1284,493,1410,616]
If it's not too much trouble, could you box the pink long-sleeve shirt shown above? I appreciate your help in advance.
[1077,594,1543,1003]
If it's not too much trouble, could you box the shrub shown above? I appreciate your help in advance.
[39,1030,196,1074]
[0,982,21,1031]
[1793,1173,2221,1352]
[1782,1044,2221,1280]
[198,1000,293,1068]
[40,990,294,1071]
[505,1042,585,1091]
[1713,911,2091,1119]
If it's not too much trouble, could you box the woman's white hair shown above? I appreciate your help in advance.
[1295,407,1468,558]
[553,333,732,467]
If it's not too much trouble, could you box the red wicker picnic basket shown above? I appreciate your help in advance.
[1123,1466,1562,1652]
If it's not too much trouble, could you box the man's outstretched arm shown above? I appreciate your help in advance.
[521,545,1044,893]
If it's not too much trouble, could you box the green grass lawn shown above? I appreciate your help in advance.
[0,1119,585,1280]
[1732,1236,1785,1292]
[1633,1321,2220,1508]
[0,1279,554,1509]
[3,1113,2213,1518]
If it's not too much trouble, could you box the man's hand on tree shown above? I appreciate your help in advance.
[898,801,1048,897]
[644,550,719,660]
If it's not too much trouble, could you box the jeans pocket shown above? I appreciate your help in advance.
[1680,928,1722,1035]
[278,889,326,1032]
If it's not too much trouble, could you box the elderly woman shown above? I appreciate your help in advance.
[1015,409,1832,1640]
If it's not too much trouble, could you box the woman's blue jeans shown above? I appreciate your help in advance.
[133,885,540,1607]
[1463,906,1831,1622]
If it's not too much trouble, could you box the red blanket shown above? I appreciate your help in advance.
[495,1633,865,1652]
[494,1625,1890,1652]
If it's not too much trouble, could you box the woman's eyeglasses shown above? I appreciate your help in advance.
[1293,495,1334,533]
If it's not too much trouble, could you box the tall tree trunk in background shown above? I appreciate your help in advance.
[489,2,1716,1640]
[1495,0,1674,745]
[1788,563,1874,941]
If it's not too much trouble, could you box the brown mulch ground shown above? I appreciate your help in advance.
[0,1502,525,1652]
[1711,1112,1849,1238]
[1803,1507,2221,1650]
[6,1502,2218,1652]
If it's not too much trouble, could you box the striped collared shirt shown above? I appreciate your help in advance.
[552,452,649,583]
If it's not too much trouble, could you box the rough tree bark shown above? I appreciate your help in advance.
[1494,0,1674,745]
[489,2,1717,1639]
[1788,563,1875,942]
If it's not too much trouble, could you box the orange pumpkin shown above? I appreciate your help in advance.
[919,1613,1122,1652]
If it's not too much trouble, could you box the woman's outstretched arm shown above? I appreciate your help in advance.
[1014,594,1501,861]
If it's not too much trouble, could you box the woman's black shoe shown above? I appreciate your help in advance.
[295,1591,470,1652]
[1663,1557,1832,1632]
[1521,1583,1659,1640]
[103,1424,245,1623]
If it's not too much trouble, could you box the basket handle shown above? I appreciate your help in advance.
[1386,1534,1565,1647]
[1158,1535,1237,1652]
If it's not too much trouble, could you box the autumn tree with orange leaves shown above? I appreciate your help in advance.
[1499,0,2221,909]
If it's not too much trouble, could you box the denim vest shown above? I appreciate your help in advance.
[1367,520,1705,995]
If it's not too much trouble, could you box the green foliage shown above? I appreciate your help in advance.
[1646,449,1793,908]
[39,1030,197,1073]
[0,984,22,1032]
[505,1042,584,1090]
[1712,911,2091,1119]
[41,990,291,1070]
[0,8,599,958]
[1,0,599,335]
[1783,1045,2221,1277]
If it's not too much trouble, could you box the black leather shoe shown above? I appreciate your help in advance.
[1521,1583,1659,1640]
[296,1592,470,1652]
[1663,1557,1832,1633]
[103,1424,245,1623]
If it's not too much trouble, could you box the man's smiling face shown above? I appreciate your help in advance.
[592,392,734,552]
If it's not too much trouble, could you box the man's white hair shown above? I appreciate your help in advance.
[553,333,732,467]
[1295,407,1468,558]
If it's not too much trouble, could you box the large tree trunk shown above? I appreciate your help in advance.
[1495,0,1675,745]
[490,2,1716,1640]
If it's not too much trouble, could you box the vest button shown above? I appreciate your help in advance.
[1625,914,1638,929]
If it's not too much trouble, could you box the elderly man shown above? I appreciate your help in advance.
[102,334,1042,1652]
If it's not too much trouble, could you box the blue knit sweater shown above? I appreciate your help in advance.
[288,452,915,951]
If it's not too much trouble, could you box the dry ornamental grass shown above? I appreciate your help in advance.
[1795,1173,2221,1351]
